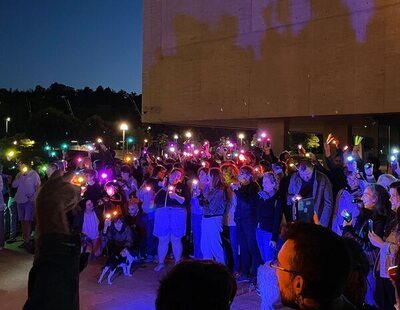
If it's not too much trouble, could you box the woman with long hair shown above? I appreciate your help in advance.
[190,167,209,259]
[199,168,230,264]
[256,172,282,263]
[343,184,391,306]
[153,168,190,271]
[137,165,167,261]
[369,181,400,309]
[221,163,240,274]
[234,165,262,283]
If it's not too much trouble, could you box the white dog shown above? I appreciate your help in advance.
[98,248,134,285]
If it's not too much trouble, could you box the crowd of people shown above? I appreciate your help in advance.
[2,133,400,309]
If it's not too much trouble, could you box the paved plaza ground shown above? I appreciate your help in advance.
[0,239,261,310]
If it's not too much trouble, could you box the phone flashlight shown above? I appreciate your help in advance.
[368,219,374,232]
[342,210,352,223]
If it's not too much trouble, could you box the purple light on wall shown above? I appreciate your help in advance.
[149,0,373,62]
[160,0,313,59]
[342,0,375,42]
[291,0,312,35]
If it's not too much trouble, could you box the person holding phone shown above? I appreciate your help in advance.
[342,184,391,306]
[153,168,190,272]
[137,165,167,262]
[190,167,209,259]
[287,158,333,227]
[199,168,230,264]
[331,170,363,235]
[256,172,282,263]
[368,181,400,309]
[233,165,262,284]
[12,163,41,251]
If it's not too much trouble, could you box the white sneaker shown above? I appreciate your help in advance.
[154,264,165,272]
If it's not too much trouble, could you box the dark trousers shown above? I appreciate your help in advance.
[222,226,240,273]
[237,219,261,277]
[375,276,395,310]
[142,212,157,256]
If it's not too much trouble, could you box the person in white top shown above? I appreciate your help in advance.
[12,164,41,248]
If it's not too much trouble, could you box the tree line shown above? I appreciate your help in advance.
[0,83,143,144]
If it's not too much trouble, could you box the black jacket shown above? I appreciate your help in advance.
[24,234,83,310]
[256,193,282,242]
[234,181,261,222]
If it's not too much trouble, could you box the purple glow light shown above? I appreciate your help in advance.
[342,0,375,42]
[147,0,374,63]
[158,0,313,59]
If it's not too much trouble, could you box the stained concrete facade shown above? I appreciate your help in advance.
[142,1,400,152]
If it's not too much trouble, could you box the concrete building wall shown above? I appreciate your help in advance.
[143,0,400,124]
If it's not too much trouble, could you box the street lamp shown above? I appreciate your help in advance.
[5,117,10,134]
[185,131,192,140]
[238,133,245,146]
[120,123,129,152]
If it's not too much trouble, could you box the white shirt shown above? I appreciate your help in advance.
[82,211,99,240]
[12,170,41,204]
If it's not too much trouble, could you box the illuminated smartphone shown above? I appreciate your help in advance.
[368,219,374,232]
[342,211,352,223]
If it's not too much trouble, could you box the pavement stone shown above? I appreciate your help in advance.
[0,242,261,310]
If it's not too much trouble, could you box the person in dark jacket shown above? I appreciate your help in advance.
[342,184,391,307]
[24,172,83,310]
[102,216,134,269]
[83,169,104,206]
[287,158,334,227]
[272,222,356,310]
[233,165,262,283]
[256,172,282,263]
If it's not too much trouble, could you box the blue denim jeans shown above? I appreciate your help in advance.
[229,226,240,273]
[191,213,203,259]
[256,228,276,263]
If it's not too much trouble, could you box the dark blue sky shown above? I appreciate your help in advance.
[0,0,142,93]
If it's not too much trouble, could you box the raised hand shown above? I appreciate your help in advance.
[35,171,81,239]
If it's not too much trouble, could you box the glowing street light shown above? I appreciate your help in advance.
[185,131,192,139]
[5,117,11,134]
[120,123,129,152]
[238,133,245,146]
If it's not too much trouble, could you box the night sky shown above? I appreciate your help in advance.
[0,0,142,93]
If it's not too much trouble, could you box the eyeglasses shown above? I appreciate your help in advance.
[270,259,313,283]
[269,259,300,277]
